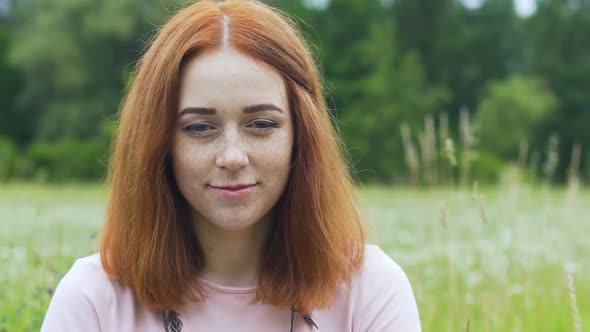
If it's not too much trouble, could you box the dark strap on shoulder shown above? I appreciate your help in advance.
[162,306,318,331]
[290,305,319,331]
[162,310,183,332]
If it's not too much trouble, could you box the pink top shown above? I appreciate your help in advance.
[41,244,421,331]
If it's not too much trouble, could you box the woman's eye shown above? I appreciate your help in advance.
[249,120,278,130]
[183,123,215,133]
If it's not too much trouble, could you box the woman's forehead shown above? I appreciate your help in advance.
[178,47,288,113]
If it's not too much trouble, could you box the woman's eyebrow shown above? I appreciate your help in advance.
[243,104,284,114]
[178,107,215,117]
[178,104,284,117]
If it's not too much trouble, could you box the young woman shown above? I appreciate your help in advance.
[41,1,421,331]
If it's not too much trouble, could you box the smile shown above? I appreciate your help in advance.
[208,183,258,199]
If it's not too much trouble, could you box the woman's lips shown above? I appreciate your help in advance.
[208,184,258,199]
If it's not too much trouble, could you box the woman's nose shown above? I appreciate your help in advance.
[215,134,249,171]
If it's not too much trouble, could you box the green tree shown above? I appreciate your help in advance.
[270,0,453,182]
[475,75,558,159]
[9,0,175,141]
[282,0,387,121]
[526,0,590,180]
[6,0,178,180]
[0,21,25,144]
[392,0,524,120]
[341,20,448,182]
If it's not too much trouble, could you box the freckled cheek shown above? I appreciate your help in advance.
[171,141,215,177]
[251,136,293,180]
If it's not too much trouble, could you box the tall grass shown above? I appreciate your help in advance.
[1,182,587,331]
[362,183,589,331]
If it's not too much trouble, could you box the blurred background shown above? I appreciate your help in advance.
[0,0,588,331]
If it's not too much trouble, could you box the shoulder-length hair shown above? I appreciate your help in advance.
[100,0,365,314]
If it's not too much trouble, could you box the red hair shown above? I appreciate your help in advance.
[101,0,365,314]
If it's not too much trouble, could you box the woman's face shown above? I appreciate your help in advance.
[171,47,294,232]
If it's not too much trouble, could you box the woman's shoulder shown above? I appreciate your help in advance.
[55,253,120,298]
[66,252,106,277]
[46,253,124,310]
[360,244,408,280]
[346,243,421,331]
[41,253,136,331]
[351,244,415,300]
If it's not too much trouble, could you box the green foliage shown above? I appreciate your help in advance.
[475,75,558,158]
[0,136,19,180]
[1,0,173,182]
[26,122,112,181]
[0,0,590,184]
[28,136,109,182]
[526,0,590,181]
[0,22,26,144]
[8,0,176,141]
[470,150,505,183]
[340,20,449,182]
[392,0,522,112]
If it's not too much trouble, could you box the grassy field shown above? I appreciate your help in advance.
[0,182,588,331]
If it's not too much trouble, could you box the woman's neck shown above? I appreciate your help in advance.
[192,211,273,287]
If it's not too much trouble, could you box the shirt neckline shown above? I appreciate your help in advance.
[198,277,257,294]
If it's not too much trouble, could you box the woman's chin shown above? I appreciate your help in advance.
[201,215,269,233]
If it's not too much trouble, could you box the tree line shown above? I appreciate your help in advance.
[0,0,589,185]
